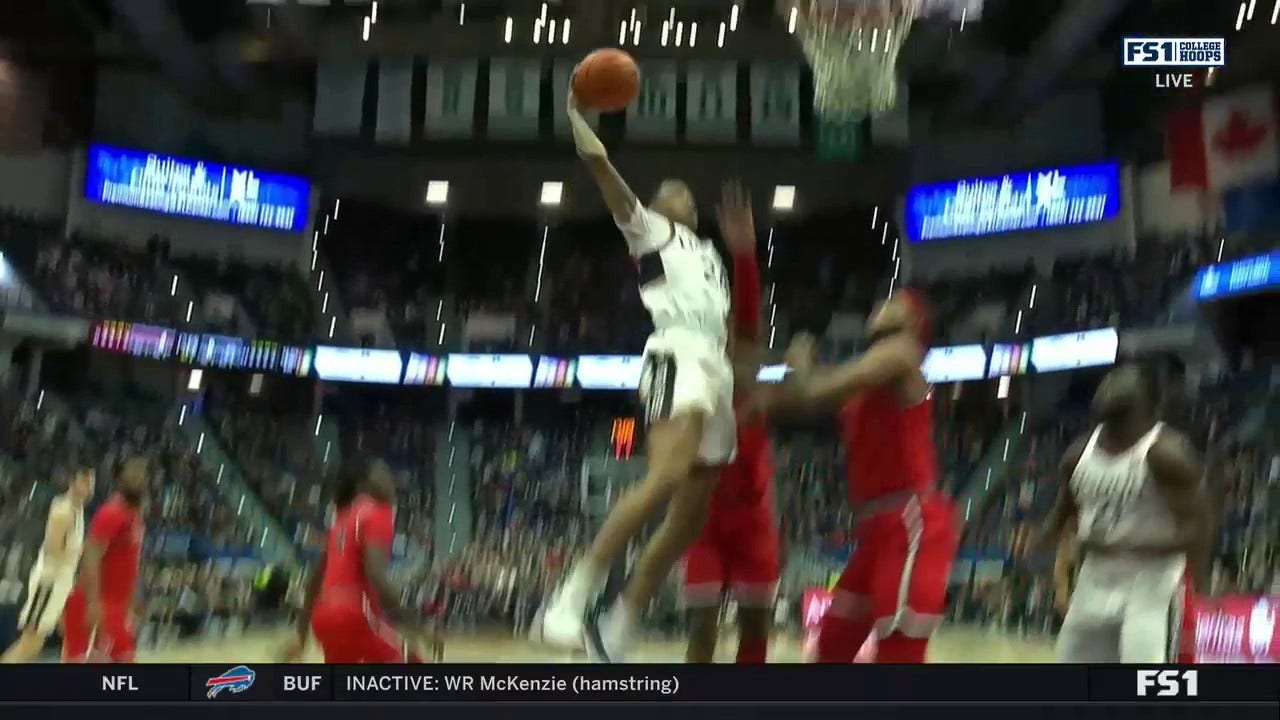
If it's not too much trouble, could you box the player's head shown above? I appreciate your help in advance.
[69,468,95,503]
[1092,364,1159,429]
[650,179,697,229]
[866,288,931,347]
[117,457,149,504]
[333,452,393,508]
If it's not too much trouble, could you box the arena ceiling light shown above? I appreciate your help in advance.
[540,181,564,207]
[772,185,796,212]
[425,181,449,206]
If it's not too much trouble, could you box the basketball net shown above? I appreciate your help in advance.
[793,0,919,121]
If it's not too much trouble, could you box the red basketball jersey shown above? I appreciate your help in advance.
[76,495,143,606]
[838,386,938,503]
[709,417,773,513]
[318,495,395,611]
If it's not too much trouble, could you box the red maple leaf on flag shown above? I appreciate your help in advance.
[1211,109,1269,157]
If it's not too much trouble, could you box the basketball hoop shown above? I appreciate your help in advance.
[790,0,921,120]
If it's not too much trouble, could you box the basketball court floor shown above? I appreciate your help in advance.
[136,625,1056,664]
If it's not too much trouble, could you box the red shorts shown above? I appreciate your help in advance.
[311,598,422,663]
[683,505,780,608]
[61,590,135,663]
[825,494,957,638]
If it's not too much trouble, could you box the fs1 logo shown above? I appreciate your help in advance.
[1136,669,1199,697]
[1123,38,1225,67]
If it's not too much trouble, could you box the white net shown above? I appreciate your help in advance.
[795,0,919,121]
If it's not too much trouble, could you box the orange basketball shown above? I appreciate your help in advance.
[571,49,640,112]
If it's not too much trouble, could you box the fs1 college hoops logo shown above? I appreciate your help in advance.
[1122,37,1225,89]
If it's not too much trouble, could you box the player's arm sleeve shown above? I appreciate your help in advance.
[731,248,762,341]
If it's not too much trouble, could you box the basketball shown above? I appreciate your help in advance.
[571,49,640,112]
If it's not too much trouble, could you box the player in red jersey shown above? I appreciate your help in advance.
[683,183,779,664]
[282,453,422,663]
[62,458,148,663]
[778,289,957,663]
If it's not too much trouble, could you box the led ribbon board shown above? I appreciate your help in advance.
[84,144,311,233]
[905,162,1122,242]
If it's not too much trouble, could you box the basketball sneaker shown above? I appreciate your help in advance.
[584,601,634,663]
[533,588,586,651]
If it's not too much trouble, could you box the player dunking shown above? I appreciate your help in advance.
[3,469,94,663]
[683,184,780,664]
[538,93,740,662]
[1036,365,1209,663]
[62,459,148,663]
[283,454,422,663]
[779,290,958,663]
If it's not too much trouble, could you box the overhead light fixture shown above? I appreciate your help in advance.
[361,15,371,41]
[619,20,627,44]
[772,185,796,212]
[425,181,449,206]
[718,21,726,48]
[731,3,740,32]
[562,18,571,44]
[504,16,513,43]
[540,181,563,207]
[370,1,378,24]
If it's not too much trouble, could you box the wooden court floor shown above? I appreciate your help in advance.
[137,625,1056,664]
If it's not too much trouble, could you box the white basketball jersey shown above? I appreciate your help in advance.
[1070,422,1181,549]
[617,203,730,346]
[31,496,84,583]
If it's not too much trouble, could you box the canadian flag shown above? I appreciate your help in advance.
[1166,87,1280,193]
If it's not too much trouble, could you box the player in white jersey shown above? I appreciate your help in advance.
[1036,366,1208,663]
[536,91,742,662]
[3,469,94,663]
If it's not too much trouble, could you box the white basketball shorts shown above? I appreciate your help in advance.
[1055,552,1186,663]
[18,571,74,637]
[638,327,736,466]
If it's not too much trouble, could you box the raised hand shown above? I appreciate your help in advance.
[566,90,606,159]
[784,332,817,373]
[716,181,755,253]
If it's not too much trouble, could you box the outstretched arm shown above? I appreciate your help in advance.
[773,333,920,412]
[718,182,763,383]
[567,92,640,225]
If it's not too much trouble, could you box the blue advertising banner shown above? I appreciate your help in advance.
[84,144,311,232]
[904,161,1122,243]
[1193,250,1280,302]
